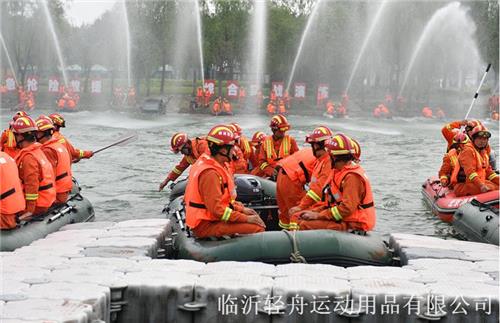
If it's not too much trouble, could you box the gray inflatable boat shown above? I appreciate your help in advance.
[452,199,499,246]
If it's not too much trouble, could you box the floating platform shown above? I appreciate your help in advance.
[1,219,498,322]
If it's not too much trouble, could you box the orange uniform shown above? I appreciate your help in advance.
[326,102,334,115]
[1,129,18,158]
[276,148,316,229]
[230,145,249,174]
[41,138,73,204]
[267,102,276,114]
[16,143,56,215]
[291,163,375,232]
[167,137,209,182]
[185,154,264,238]
[454,143,499,197]
[203,89,211,107]
[438,149,465,188]
[258,135,299,177]
[222,100,232,113]
[196,87,204,104]
[0,152,25,229]
[212,100,221,114]
[52,131,92,162]
[278,100,286,114]
[297,153,332,209]
[441,120,463,150]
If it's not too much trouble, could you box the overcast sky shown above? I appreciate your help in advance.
[64,0,117,26]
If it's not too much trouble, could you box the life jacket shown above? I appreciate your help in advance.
[196,88,203,98]
[223,101,232,112]
[279,101,286,113]
[447,149,465,186]
[184,153,237,229]
[277,148,316,184]
[267,103,276,114]
[212,101,220,113]
[263,135,292,164]
[1,129,18,158]
[68,99,76,109]
[58,98,65,108]
[0,152,25,215]
[15,143,56,208]
[42,138,73,193]
[325,163,375,231]
[465,144,490,183]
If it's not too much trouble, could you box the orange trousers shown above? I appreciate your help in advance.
[192,220,264,238]
[295,219,347,231]
[276,171,305,229]
[454,180,498,197]
[0,213,17,230]
[56,192,69,204]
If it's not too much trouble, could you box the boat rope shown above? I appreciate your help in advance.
[284,230,307,263]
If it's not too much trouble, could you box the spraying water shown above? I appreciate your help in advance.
[286,0,323,93]
[345,1,388,95]
[0,32,18,85]
[194,0,204,83]
[41,0,68,86]
[121,0,132,88]
[247,0,267,93]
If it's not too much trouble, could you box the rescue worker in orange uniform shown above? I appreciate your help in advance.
[228,123,252,174]
[290,134,376,232]
[159,132,209,191]
[203,88,211,107]
[12,116,56,220]
[26,91,35,111]
[196,87,204,106]
[422,107,433,118]
[239,87,246,107]
[35,117,73,205]
[380,104,390,117]
[184,125,266,238]
[326,101,335,116]
[336,104,347,117]
[267,100,276,115]
[275,148,316,229]
[438,131,468,189]
[1,111,29,158]
[249,131,266,174]
[0,151,26,229]
[222,98,233,114]
[258,114,299,178]
[278,99,287,114]
[454,125,499,197]
[48,113,93,163]
[288,126,333,221]
[373,105,382,118]
[270,89,277,102]
[212,97,222,115]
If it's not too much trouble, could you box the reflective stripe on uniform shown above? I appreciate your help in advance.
[288,222,300,230]
[439,175,448,180]
[283,136,290,156]
[25,193,38,201]
[172,167,182,175]
[469,172,478,181]
[58,138,66,144]
[260,162,269,170]
[488,173,498,180]
[79,150,84,158]
[330,206,342,221]
[221,207,232,222]
[186,156,195,164]
[306,189,321,202]
[450,156,458,167]
[278,220,290,229]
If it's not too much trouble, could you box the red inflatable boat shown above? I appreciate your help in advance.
[421,176,499,222]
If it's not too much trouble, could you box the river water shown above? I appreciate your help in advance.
[4,110,499,239]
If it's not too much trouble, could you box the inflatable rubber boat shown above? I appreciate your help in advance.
[421,176,499,222]
[0,180,95,252]
[164,174,394,266]
[452,199,499,245]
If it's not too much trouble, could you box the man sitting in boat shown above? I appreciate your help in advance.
[1,111,29,158]
[454,125,499,197]
[0,151,25,229]
[287,126,334,228]
[249,131,266,176]
[35,116,73,205]
[12,116,56,222]
[49,113,93,163]
[290,134,375,233]
[228,123,252,174]
[159,133,209,191]
[438,130,469,189]
[184,125,266,238]
[257,114,299,178]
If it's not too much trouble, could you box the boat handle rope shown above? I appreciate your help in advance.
[283,230,307,263]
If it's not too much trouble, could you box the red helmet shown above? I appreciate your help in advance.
[351,137,361,160]
[305,126,333,143]
[206,125,235,146]
[36,116,54,132]
[170,132,189,153]
[469,125,491,139]
[11,116,38,134]
[452,131,469,144]
[13,111,29,121]
[229,122,242,136]
[227,124,241,140]
[269,114,290,131]
[325,133,356,156]
[49,113,66,127]
[251,131,266,145]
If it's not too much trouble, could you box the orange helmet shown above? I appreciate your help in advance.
[351,137,361,160]
[469,125,491,139]
[170,132,189,153]
[49,113,65,127]
[229,122,243,136]
[13,111,29,121]
[269,114,290,131]
[11,116,38,134]
[228,124,241,140]
[325,133,356,156]
[251,131,266,145]
[305,126,333,143]
[206,125,235,146]
[35,116,54,131]
[452,131,469,144]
